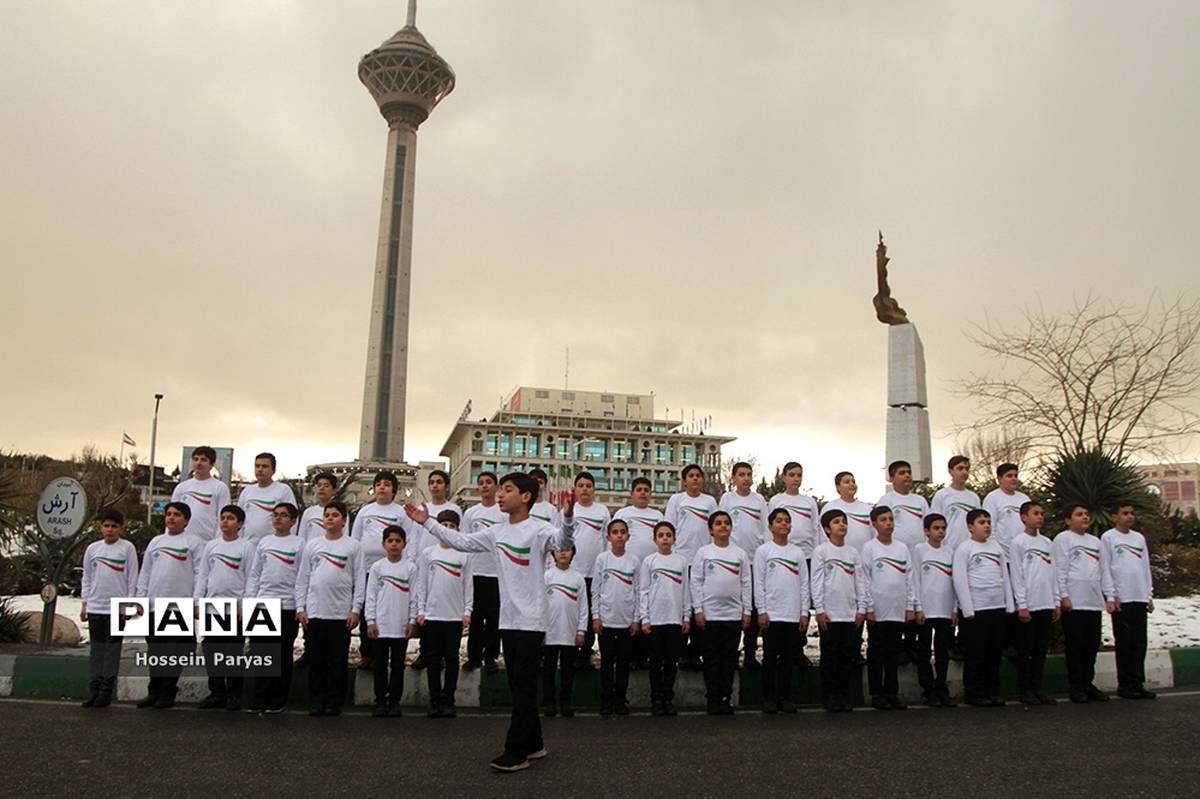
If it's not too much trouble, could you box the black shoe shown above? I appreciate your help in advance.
[706,702,723,716]
[779,700,798,714]
[652,701,666,716]
[308,704,325,716]
[988,696,1005,707]
[936,688,957,708]
[1036,692,1057,705]
[889,696,908,710]
[245,704,265,714]
[264,705,287,714]
[1084,684,1109,702]
[966,695,991,708]
[823,698,839,713]
[489,751,529,773]
[762,702,777,714]
[428,705,444,718]
[718,700,735,715]
[388,704,402,717]
[153,694,176,710]
[560,705,574,718]
[463,659,481,671]
[443,706,457,718]
[1137,686,1158,700]
[1117,686,1141,700]
[1069,690,1089,703]
[225,697,241,712]
[484,659,499,674]
[664,701,678,716]
[81,680,100,708]
[94,689,113,709]
[325,705,342,716]
[197,694,225,710]
[372,704,389,718]
[615,703,630,716]
[1020,690,1041,706]
[871,695,891,710]
[923,690,939,708]
[837,697,854,712]
[542,703,557,718]
[600,703,614,716]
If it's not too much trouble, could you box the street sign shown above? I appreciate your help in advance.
[36,477,88,540]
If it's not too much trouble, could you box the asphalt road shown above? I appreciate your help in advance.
[3,693,1199,798]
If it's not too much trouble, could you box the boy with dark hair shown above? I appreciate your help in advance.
[463,471,505,673]
[930,455,980,552]
[528,468,562,528]
[568,471,611,668]
[405,472,576,773]
[417,508,472,718]
[196,504,255,710]
[80,509,138,708]
[591,518,639,715]
[171,445,231,542]
[691,510,752,715]
[246,502,302,713]
[136,501,204,709]
[1009,501,1058,706]
[365,524,417,717]
[542,546,587,718]
[720,462,766,669]
[822,471,874,552]
[1053,503,1109,703]
[1102,502,1155,700]
[754,508,809,713]
[765,462,820,664]
[351,471,405,670]
[983,463,1031,561]
[912,513,956,707]
[878,460,928,664]
[811,509,867,712]
[614,476,663,563]
[300,472,337,543]
[238,452,297,544]
[666,464,717,670]
[953,509,1012,707]
[862,506,918,710]
[639,521,690,716]
[423,469,461,525]
[296,501,366,716]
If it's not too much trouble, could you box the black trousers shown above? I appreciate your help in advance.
[742,607,760,663]
[540,644,576,706]
[252,609,298,710]
[819,621,857,701]
[902,620,921,656]
[374,636,407,703]
[358,575,375,661]
[145,625,193,699]
[962,609,1006,700]
[307,618,350,709]
[466,576,501,662]
[702,620,741,703]
[202,634,245,699]
[87,616,123,681]
[762,621,801,703]
[1061,609,1102,690]
[915,617,953,692]
[648,624,683,703]
[424,620,463,707]
[867,620,904,698]
[599,627,633,706]
[1113,602,1149,689]
[502,629,545,758]
[1013,609,1053,693]
[579,578,596,661]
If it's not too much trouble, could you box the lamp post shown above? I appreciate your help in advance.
[146,394,163,524]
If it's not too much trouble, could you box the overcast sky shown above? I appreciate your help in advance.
[2,1,1197,498]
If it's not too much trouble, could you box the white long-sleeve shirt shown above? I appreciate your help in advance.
[81,539,139,613]
[530,501,561,528]
[810,541,868,623]
[416,544,473,621]
[591,550,640,627]
[666,491,718,565]
[461,501,506,578]
[767,493,822,558]
[246,534,302,610]
[364,557,418,638]
[912,542,956,620]
[1052,530,1106,611]
[1009,532,1058,612]
[614,505,665,563]
[877,491,929,551]
[543,567,589,647]
[1100,528,1153,604]
[719,490,767,555]
[861,539,919,622]
[952,538,1013,617]
[983,488,1031,560]
[351,501,409,574]
[137,532,204,598]
[171,477,231,542]
[570,502,612,580]
[420,515,575,632]
[295,535,366,619]
[638,552,690,626]
[237,481,298,544]
[753,541,810,623]
[690,543,752,621]
[195,536,254,601]
[930,487,981,552]
[298,504,329,543]
[820,498,874,552]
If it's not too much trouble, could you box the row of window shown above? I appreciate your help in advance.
[467,461,682,494]
[475,433,698,465]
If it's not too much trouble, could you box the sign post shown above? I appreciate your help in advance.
[34,477,89,648]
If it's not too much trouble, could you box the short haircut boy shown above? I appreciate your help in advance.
[965,508,990,526]
[681,464,704,479]
[528,468,549,483]
[374,471,399,492]
[383,524,407,542]
[887,460,910,478]
[782,461,802,473]
[575,471,595,486]
[996,463,1018,478]
[326,500,349,519]
[500,472,538,511]
[833,471,853,487]
[923,513,946,530]
[1062,502,1089,520]
[256,452,277,469]
[436,509,462,527]
[478,471,498,483]
[165,500,192,520]
[1019,501,1041,516]
[429,469,450,485]
[731,461,752,476]
[947,455,969,471]
[100,508,126,526]
[767,507,790,525]
[821,509,846,530]
[313,471,337,488]
[193,445,217,463]
[631,476,651,491]
[707,510,732,529]
[221,504,246,523]
[869,506,892,523]
[275,502,299,520]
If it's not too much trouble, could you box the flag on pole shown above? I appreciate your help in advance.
[122,432,137,447]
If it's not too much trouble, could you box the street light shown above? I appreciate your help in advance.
[146,394,163,524]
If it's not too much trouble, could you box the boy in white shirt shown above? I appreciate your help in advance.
[569,471,611,670]
[952,509,1013,707]
[237,452,297,544]
[542,546,588,718]
[878,460,929,667]
[822,471,874,551]
[417,509,473,718]
[982,463,1031,561]
[528,468,562,528]
[766,462,820,662]
[930,455,981,552]
[614,476,664,564]
[666,463,718,670]
[351,471,406,670]
[1102,501,1156,700]
[862,507,918,710]
[639,521,690,716]
[1009,501,1059,706]
[246,502,302,713]
[1053,503,1110,704]
[171,445,231,542]
[720,461,767,669]
[811,509,867,712]
[754,508,809,714]
[592,518,639,715]
[295,471,336,670]
[691,510,752,715]
[913,514,956,707]
[79,509,139,709]
[463,471,506,673]
[365,524,418,717]
[196,505,255,711]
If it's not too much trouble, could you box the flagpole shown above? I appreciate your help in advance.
[147,394,163,524]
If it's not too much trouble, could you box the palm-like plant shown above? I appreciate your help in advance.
[1044,448,1152,535]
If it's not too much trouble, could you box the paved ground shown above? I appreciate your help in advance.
[2,693,1199,797]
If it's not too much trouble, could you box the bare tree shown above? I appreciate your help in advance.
[953,427,1035,480]
[956,294,1200,461]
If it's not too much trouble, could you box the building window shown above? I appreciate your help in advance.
[498,435,511,456]
[584,441,607,461]
[485,434,498,456]
[535,390,549,398]
[611,441,630,462]
[601,394,614,403]
[562,391,576,400]
[627,396,640,405]
[655,443,671,464]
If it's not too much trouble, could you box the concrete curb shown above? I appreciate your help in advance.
[0,647,1192,707]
